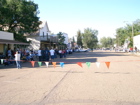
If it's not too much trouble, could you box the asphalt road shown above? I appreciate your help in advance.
[0,51,140,105]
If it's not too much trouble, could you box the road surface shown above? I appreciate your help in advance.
[0,51,140,105]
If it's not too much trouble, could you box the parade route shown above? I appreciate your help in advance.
[0,51,140,105]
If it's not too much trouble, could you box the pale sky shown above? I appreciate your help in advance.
[33,0,140,39]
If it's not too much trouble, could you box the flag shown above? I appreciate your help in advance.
[60,62,64,68]
[38,62,42,67]
[77,62,82,68]
[45,62,49,68]
[86,62,91,68]
[52,62,56,68]
[30,61,35,67]
[105,62,110,69]
[95,62,100,68]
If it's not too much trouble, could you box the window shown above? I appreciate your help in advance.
[43,32,44,37]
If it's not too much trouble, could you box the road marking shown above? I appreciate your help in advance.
[39,69,72,104]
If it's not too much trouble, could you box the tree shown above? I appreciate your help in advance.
[76,30,83,48]
[57,32,65,45]
[0,0,41,42]
[72,36,75,43]
[115,19,140,47]
[115,27,127,47]
[70,36,76,48]
[100,37,115,48]
[82,28,98,49]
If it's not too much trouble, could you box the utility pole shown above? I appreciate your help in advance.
[132,23,134,50]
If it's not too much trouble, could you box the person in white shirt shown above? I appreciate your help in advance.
[38,48,42,61]
[15,51,21,69]
[50,48,55,61]
[59,49,62,58]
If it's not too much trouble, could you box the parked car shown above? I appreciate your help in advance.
[75,48,89,52]
[75,49,80,52]
[79,49,88,52]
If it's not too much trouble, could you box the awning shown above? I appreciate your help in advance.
[0,39,29,45]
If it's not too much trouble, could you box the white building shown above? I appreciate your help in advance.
[39,21,51,36]
[26,21,53,50]
[133,35,140,51]
[63,33,69,45]
[26,21,69,50]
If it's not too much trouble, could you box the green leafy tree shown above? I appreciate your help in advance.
[115,19,140,47]
[57,32,65,45]
[76,30,83,48]
[0,0,41,42]
[72,36,75,43]
[115,27,128,46]
[82,28,98,49]
[100,37,107,48]
[100,37,115,48]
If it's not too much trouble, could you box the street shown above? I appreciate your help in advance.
[0,51,140,105]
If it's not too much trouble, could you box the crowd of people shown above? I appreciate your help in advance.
[36,48,73,62]
[0,47,75,69]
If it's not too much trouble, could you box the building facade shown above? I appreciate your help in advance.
[0,31,28,56]
[26,21,69,50]
[133,35,140,51]
[0,31,14,55]
[26,21,58,50]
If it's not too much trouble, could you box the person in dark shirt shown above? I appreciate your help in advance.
[45,48,50,61]
[41,48,46,61]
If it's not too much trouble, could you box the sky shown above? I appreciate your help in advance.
[33,0,140,40]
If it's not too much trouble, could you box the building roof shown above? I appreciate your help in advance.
[39,21,50,32]
[0,39,29,45]
[24,21,50,36]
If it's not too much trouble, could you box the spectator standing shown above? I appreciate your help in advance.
[66,49,69,55]
[41,48,46,61]
[7,48,12,58]
[135,46,137,53]
[54,49,58,58]
[45,48,50,61]
[38,48,42,61]
[50,48,55,61]
[61,50,64,58]
[59,49,62,58]
[15,51,21,69]
[63,49,66,58]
